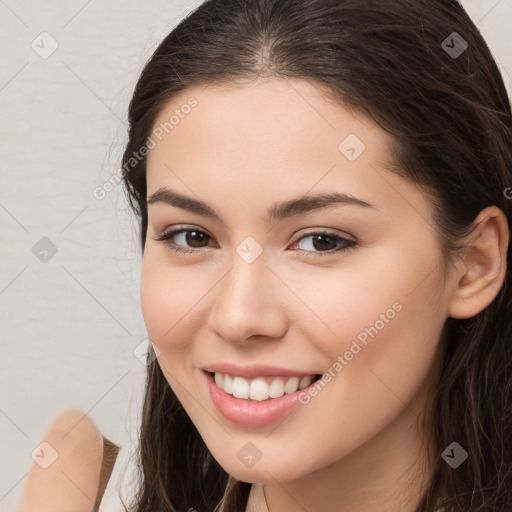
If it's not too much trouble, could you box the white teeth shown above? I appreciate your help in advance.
[232,377,249,399]
[269,378,284,398]
[284,377,300,394]
[223,374,233,394]
[249,378,269,401]
[299,375,312,389]
[213,372,316,401]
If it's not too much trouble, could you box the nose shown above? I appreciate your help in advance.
[207,252,288,345]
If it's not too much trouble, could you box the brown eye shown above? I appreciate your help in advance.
[290,231,357,256]
[180,230,210,248]
[152,227,215,254]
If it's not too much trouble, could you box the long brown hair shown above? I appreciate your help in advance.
[120,1,512,510]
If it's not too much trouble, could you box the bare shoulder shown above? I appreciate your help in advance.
[17,408,109,512]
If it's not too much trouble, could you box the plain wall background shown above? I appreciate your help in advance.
[0,1,511,510]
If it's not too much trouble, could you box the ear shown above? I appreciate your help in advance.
[448,206,509,319]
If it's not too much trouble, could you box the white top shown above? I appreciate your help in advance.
[245,484,268,512]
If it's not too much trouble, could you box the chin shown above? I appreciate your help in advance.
[212,453,306,484]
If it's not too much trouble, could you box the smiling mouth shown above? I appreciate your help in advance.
[206,371,323,402]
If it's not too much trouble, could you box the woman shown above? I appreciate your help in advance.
[19,0,512,510]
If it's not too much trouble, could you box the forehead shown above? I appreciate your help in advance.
[149,77,383,159]
[145,78,431,224]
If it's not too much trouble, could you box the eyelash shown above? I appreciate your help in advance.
[152,226,358,257]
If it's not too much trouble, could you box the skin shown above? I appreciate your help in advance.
[141,78,508,512]
[17,409,107,512]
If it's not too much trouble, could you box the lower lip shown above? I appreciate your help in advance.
[203,371,315,428]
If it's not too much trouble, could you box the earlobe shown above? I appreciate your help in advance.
[448,206,509,320]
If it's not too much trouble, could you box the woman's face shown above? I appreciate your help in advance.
[141,78,457,484]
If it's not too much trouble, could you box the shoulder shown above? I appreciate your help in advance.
[18,408,119,512]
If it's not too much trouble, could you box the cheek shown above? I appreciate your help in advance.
[140,251,228,363]
[140,254,199,351]
[287,244,446,402]
[283,258,409,359]
[299,238,444,347]
[257,262,445,475]
[140,257,169,342]
[139,255,204,402]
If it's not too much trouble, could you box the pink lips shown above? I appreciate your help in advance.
[203,370,315,428]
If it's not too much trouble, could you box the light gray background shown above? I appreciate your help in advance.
[0,1,511,511]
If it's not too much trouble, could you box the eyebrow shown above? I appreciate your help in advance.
[147,187,380,222]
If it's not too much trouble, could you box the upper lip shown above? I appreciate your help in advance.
[201,363,319,379]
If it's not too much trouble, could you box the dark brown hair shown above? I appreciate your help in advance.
[120,0,512,510]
